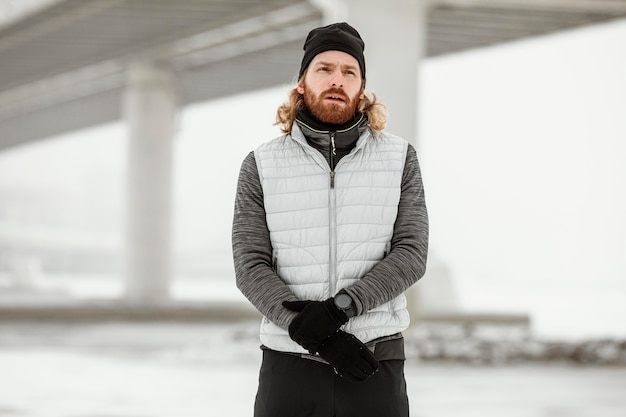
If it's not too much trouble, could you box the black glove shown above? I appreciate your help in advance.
[317,330,379,383]
[282,299,349,353]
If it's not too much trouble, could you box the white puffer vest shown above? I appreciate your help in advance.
[254,123,410,353]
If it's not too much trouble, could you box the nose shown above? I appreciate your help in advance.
[329,69,344,87]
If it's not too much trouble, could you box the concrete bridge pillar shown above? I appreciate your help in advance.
[123,61,178,304]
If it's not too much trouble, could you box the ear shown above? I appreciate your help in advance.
[296,80,305,95]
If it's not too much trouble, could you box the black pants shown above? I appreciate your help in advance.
[254,349,409,417]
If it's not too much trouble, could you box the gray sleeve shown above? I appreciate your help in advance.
[343,143,429,315]
[231,151,298,330]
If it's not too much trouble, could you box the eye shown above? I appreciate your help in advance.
[318,66,330,72]
[343,70,356,76]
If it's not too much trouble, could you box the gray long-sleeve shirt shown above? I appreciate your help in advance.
[232,134,428,331]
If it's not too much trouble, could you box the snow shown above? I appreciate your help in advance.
[1,321,625,417]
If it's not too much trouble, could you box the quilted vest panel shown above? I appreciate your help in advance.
[255,124,410,353]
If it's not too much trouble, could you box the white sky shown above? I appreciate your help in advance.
[417,18,626,340]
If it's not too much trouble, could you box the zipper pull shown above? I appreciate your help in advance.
[330,132,336,188]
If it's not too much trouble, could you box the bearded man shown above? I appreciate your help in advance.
[232,22,429,417]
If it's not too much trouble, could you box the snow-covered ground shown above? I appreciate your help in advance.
[1,321,625,417]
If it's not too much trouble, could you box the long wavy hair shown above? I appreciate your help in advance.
[275,82,387,134]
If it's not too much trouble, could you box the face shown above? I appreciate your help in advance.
[297,50,364,124]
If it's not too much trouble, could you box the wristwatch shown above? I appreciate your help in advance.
[334,292,356,318]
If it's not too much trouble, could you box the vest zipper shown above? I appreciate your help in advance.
[329,131,337,295]
[329,172,337,296]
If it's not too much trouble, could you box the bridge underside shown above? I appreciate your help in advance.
[1,0,625,150]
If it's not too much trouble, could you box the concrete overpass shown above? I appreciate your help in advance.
[2,0,625,149]
[1,0,625,303]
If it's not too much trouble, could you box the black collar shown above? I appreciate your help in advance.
[295,108,368,169]
[295,107,365,134]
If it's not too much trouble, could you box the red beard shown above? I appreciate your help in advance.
[303,86,361,125]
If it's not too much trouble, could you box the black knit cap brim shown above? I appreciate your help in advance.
[298,22,366,80]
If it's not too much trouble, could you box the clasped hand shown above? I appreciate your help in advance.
[283,299,379,383]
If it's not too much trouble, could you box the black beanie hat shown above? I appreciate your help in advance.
[298,22,365,80]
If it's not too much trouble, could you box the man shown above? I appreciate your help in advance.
[232,22,428,417]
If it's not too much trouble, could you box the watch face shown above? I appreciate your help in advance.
[335,293,352,310]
